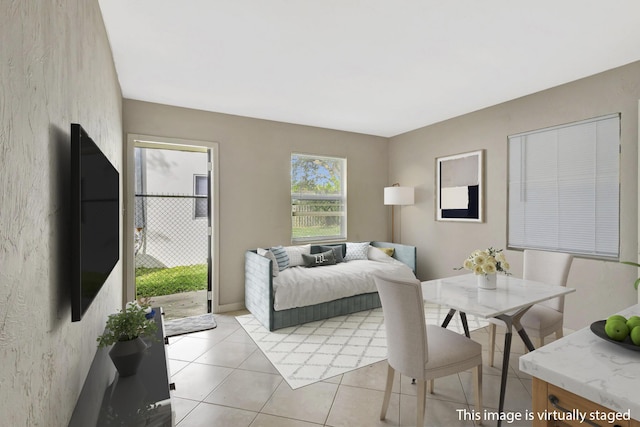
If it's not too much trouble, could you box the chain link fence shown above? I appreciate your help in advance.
[134,194,208,298]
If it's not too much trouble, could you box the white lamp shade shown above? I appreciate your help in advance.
[384,186,414,205]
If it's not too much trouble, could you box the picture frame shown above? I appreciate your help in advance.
[436,149,484,222]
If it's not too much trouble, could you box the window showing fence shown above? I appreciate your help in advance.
[291,153,347,242]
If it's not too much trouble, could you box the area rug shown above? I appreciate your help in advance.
[164,313,217,337]
[236,303,488,389]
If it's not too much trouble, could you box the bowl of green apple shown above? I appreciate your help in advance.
[591,315,640,351]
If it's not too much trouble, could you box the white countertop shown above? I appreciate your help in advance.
[519,304,640,419]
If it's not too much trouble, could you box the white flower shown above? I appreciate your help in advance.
[473,254,487,265]
[458,247,510,276]
[483,262,497,274]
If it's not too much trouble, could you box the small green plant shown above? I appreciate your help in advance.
[621,261,640,290]
[97,301,158,348]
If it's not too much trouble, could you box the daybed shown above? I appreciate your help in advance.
[245,241,417,331]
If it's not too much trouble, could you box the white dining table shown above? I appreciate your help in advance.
[421,273,576,427]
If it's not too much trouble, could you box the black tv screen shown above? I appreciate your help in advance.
[71,123,119,322]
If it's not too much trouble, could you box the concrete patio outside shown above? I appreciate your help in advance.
[148,289,208,320]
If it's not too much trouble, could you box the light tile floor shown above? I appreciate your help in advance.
[169,311,554,427]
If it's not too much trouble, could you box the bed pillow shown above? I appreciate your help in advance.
[376,247,395,257]
[302,249,336,268]
[257,248,279,277]
[319,245,344,263]
[270,245,290,271]
[368,245,395,261]
[284,244,311,267]
[344,242,370,261]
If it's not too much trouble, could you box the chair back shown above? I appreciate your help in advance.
[523,249,573,312]
[373,274,428,380]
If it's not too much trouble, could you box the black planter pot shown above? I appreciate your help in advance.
[109,337,148,377]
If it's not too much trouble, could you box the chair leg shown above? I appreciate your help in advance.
[555,328,563,340]
[427,379,434,394]
[473,364,483,425]
[417,380,427,427]
[537,337,544,348]
[488,323,496,367]
[380,364,395,420]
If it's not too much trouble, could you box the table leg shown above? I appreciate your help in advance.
[498,331,512,427]
[441,308,456,328]
[494,307,534,427]
[459,312,470,338]
[514,321,535,352]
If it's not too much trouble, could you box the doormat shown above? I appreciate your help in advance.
[164,313,217,337]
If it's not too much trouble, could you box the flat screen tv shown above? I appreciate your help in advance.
[71,123,119,322]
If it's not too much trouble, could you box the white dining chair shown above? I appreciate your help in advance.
[488,249,573,367]
[374,274,483,426]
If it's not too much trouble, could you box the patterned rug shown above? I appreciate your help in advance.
[237,303,488,389]
[164,313,217,337]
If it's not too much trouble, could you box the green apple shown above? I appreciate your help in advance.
[631,326,640,346]
[607,315,628,324]
[626,316,640,331]
[605,319,629,342]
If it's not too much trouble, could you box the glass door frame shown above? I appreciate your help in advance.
[124,134,219,313]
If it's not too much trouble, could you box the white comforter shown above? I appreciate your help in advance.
[273,256,416,311]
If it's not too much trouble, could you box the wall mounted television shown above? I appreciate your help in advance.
[71,123,120,322]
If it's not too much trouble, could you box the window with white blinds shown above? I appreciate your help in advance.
[508,114,620,259]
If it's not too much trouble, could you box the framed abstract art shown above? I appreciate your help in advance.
[436,149,484,222]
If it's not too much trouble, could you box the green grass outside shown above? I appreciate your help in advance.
[292,225,341,239]
[136,264,207,298]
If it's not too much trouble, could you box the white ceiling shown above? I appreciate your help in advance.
[99,1,640,137]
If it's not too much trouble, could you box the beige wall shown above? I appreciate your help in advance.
[389,61,640,330]
[0,1,123,425]
[123,100,389,307]
[2,2,638,422]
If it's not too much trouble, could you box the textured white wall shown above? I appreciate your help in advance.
[0,1,122,425]
[389,61,640,331]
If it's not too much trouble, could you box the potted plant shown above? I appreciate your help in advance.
[457,247,511,289]
[97,300,158,377]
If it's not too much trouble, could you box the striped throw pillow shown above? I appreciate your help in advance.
[270,246,290,271]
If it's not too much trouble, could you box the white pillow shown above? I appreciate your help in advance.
[368,245,393,261]
[345,242,370,261]
[284,244,311,267]
[257,248,279,277]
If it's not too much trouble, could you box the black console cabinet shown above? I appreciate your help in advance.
[97,307,173,426]
[69,308,173,427]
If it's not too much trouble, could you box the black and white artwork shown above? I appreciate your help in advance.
[436,150,484,222]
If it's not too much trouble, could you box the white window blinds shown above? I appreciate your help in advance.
[508,114,620,259]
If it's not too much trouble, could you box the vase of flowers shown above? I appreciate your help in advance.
[97,300,158,377]
[459,247,510,290]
